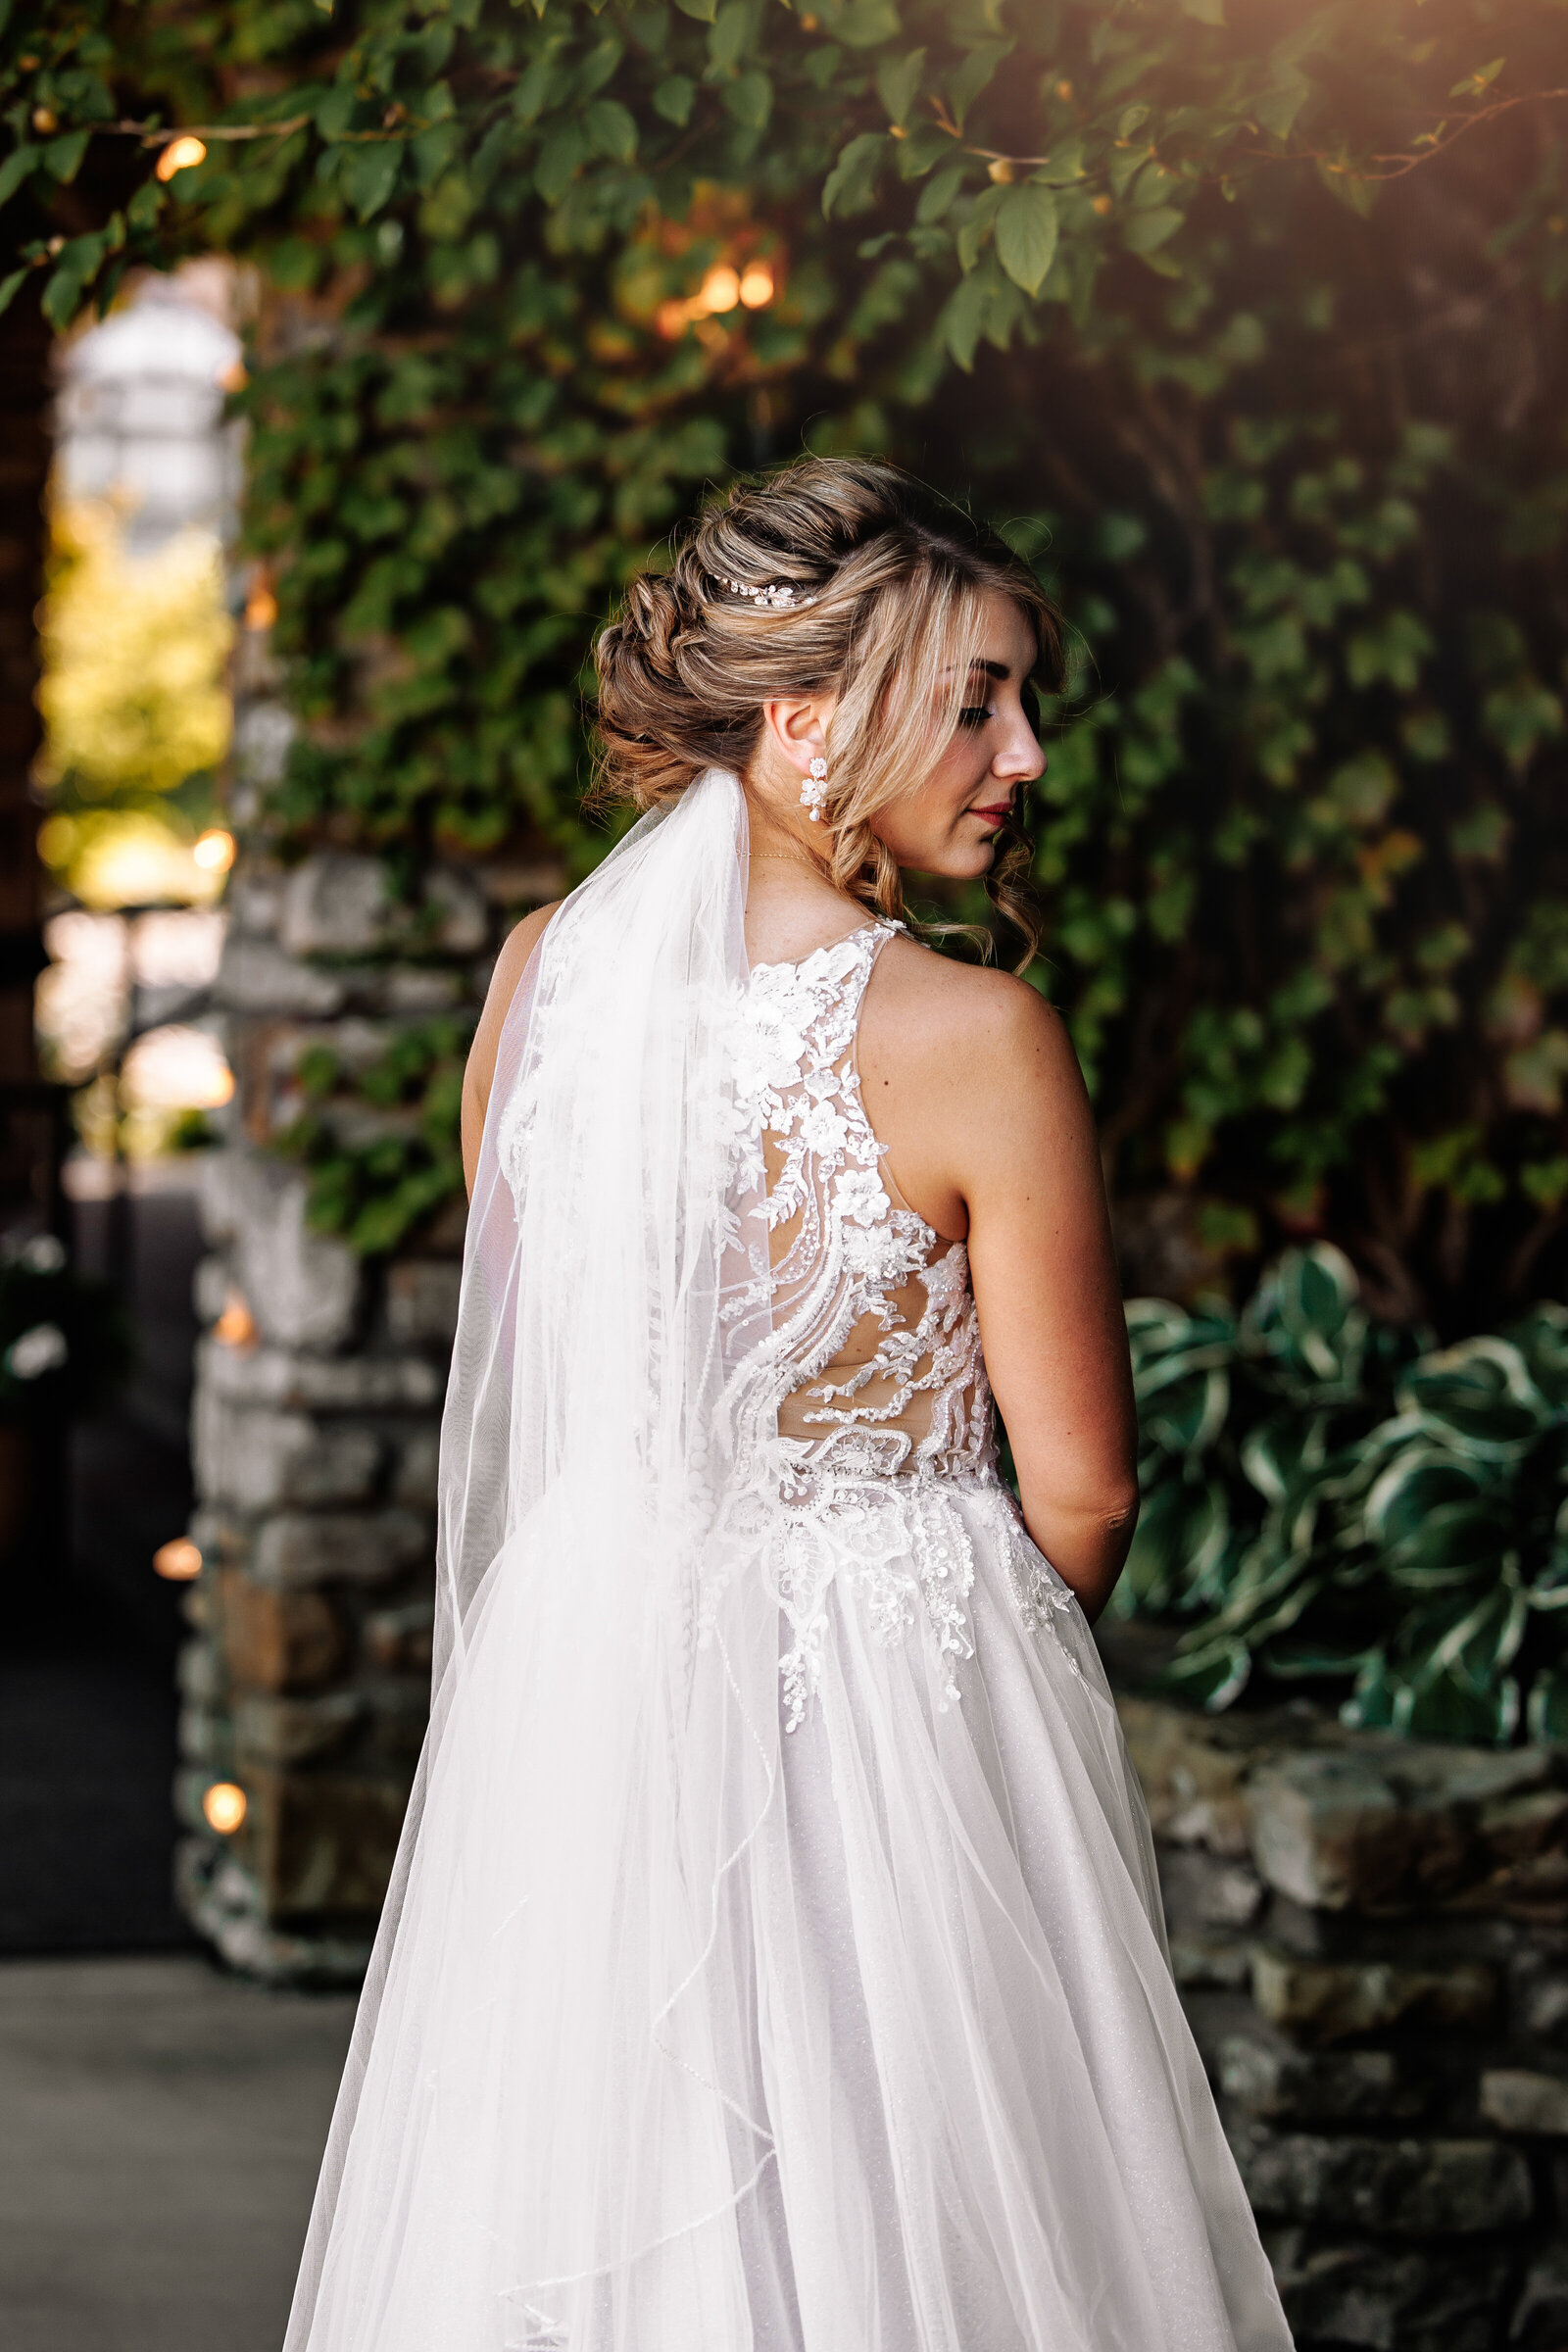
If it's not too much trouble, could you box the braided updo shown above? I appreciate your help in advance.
[593,456,1059,960]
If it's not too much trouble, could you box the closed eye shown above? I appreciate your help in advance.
[958,704,995,729]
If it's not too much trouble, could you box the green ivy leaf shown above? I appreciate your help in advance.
[344,141,402,221]
[583,98,638,161]
[821,131,887,220]
[0,143,38,209]
[947,40,1011,131]
[652,74,696,126]
[1123,205,1183,256]
[875,48,925,127]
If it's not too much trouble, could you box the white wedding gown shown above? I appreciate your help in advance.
[284,771,1292,2352]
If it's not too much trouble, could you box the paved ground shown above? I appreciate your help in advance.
[0,1954,356,2352]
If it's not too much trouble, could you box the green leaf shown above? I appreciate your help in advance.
[0,145,38,210]
[43,130,90,184]
[1123,205,1184,256]
[821,132,887,220]
[535,123,589,202]
[955,183,1004,272]
[0,267,27,321]
[1164,1638,1250,1712]
[723,73,771,131]
[875,48,925,127]
[835,0,902,47]
[1528,1668,1568,1744]
[584,99,638,161]
[947,41,1011,131]
[672,0,717,20]
[995,183,1058,296]
[344,141,402,221]
[1449,56,1505,98]
[939,267,988,370]
[652,74,697,126]
[915,163,966,225]
[40,229,108,331]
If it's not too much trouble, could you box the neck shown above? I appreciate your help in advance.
[746,806,832,872]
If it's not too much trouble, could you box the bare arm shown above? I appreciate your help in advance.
[862,953,1138,1619]
[461,902,561,1198]
[959,987,1138,1617]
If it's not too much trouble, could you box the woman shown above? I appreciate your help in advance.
[285,458,1292,2352]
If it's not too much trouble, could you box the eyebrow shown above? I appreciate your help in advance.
[968,659,1012,682]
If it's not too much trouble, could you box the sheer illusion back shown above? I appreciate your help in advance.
[743,922,990,1476]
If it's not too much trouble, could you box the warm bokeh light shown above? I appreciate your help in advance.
[192,827,235,872]
[213,1291,257,1348]
[217,357,248,394]
[121,1023,234,1112]
[700,265,741,315]
[244,583,277,630]
[154,1537,203,1581]
[203,1782,247,1834]
[656,256,778,338]
[156,135,208,183]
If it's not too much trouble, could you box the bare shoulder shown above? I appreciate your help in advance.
[465,900,563,1103]
[490,900,562,1003]
[868,932,1080,1108]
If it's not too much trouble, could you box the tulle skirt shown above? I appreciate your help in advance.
[284,1472,1292,2352]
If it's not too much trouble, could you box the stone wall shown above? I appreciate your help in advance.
[171,832,554,1980]
[1126,1692,1568,2351]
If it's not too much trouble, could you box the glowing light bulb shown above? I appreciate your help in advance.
[192,828,235,872]
[203,1782,247,1835]
[739,265,775,309]
[699,265,741,315]
[154,1537,203,1582]
[213,1292,256,1348]
[156,135,208,182]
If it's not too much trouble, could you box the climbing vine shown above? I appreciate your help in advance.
[2,0,1566,1320]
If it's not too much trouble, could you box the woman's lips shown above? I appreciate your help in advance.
[971,803,1012,823]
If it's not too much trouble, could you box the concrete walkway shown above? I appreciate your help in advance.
[1,1954,356,2352]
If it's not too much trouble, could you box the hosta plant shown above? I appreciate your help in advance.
[1125,1245,1568,1745]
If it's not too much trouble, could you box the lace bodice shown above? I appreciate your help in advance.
[732,922,996,1485]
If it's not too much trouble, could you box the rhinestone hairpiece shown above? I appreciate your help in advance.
[712,572,818,609]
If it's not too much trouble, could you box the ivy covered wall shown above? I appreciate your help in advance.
[2,0,1565,1327]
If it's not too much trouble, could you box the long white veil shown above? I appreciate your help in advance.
[284,766,786,2351]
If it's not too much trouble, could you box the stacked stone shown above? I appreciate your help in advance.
[1121,1693,1568,2351]
[173,836,556,1982]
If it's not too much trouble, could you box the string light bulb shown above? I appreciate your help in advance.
[739,264,775,308]
[156,135,208,182]
[192,828,235,872]
[203,1782,247,1835]
[154,1537,203,1582]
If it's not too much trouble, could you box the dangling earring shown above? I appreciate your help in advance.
[800,755,829,823]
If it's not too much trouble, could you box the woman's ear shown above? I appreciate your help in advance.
[759,695,832,779]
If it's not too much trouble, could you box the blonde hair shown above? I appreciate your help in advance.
[593,457,1059,962]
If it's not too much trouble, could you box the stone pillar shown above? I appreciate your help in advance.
[1120,1692,1568,2350]
[172,834,552,1980]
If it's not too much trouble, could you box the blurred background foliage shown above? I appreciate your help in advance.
[1,0,1565,1332]
[1125,1245,1568,1743]
[35,503,232,908]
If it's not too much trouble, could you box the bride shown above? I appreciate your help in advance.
[283,457,1293,2352]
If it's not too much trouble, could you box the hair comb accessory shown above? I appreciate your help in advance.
[800,754,829,821]
[712,572,819,609]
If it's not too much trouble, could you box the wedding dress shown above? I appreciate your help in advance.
[283,766,1292,2352]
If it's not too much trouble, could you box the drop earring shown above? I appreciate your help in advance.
[800,755,829,823]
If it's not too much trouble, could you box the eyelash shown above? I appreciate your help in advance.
[958,704,995,729]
